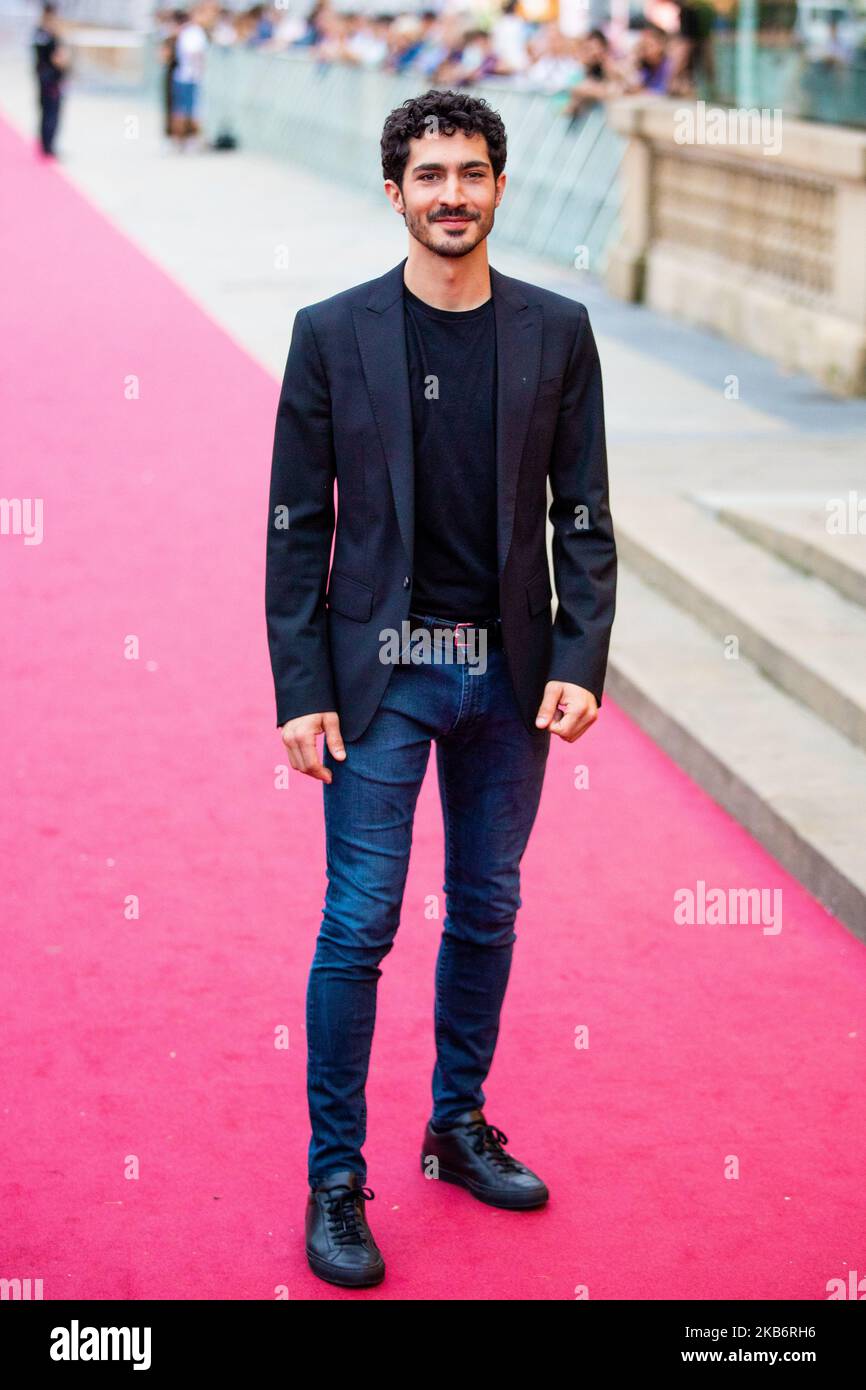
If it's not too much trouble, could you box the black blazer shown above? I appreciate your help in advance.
[265,256,617,743]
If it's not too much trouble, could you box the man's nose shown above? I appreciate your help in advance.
[438,177,465,205]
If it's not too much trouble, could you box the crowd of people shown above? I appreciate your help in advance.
[31,1,866,159]
[156,1,711,149]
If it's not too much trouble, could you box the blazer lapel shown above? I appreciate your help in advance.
[351,257,542,580]
[352,259,415,572]
[490,263,542,573]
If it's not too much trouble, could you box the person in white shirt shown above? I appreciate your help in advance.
[170,7,209,149]
[491,0,530,75]
[523,22,583,94]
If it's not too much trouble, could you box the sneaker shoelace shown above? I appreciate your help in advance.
[324,1185,375,1246]
[467,1121,524,1173]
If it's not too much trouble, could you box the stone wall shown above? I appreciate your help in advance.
[605,98,866,396]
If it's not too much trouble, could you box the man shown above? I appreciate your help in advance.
[265,88,617,1288]
[169,6,209,150]
[32,3,69,159]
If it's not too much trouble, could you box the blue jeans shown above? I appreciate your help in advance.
[306,612,551,1185]
[38,82,62,155]
[171,76,200,118]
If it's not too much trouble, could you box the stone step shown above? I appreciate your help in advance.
[606,565,866,941]
[612,493,866,752]
[696,490,866,609]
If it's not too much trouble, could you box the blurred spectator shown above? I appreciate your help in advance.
[153,0,736,107]
[625,24,674,94]
[384,15,428,74]
[491,0,530,76]
[211,8,239,47]
[450,29,503,85]
[343,13,391,67]
[156,9,183,138]
[292,2,329,49]
[563,29,626,117]
[169,5,210,150]
[245,4,276,47]
[311,9,354,63]
[670,0,714,93]
[414,13,469,81]
[666,33,698,96]
[523,22,584,95]
[811,16,856,68]
[32,1,69,159]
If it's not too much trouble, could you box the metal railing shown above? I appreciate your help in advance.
[710,34,866,129]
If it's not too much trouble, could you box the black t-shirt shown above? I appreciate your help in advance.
[402,281,499,621]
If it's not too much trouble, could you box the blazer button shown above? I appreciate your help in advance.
[403,576,410,588]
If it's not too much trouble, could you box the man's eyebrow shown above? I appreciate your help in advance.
[410,159,491,172]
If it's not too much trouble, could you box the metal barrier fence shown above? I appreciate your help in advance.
[191,47,625,273]
[711,35,866,129]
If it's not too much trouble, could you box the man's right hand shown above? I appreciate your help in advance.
[279,712,346,784]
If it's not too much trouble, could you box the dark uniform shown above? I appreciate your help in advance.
[33,23,65,156]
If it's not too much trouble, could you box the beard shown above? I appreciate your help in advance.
[403,202,495,258]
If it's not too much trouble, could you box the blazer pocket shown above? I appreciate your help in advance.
[326,570,374,622]
[536,374,564,400]
[526,567,553,618]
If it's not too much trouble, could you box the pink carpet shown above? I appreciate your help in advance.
[2,114,864,1301]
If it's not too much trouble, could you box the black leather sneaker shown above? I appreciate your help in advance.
[421,1108,549,1209]
[305,1170,385,1287]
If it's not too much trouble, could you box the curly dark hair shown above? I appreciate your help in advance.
[380,89,507,190]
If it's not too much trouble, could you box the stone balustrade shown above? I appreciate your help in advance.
[605,97,866,396]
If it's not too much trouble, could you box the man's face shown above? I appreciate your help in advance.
[386,129,505,260]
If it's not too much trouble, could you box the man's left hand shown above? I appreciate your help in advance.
[535,681,598,741]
